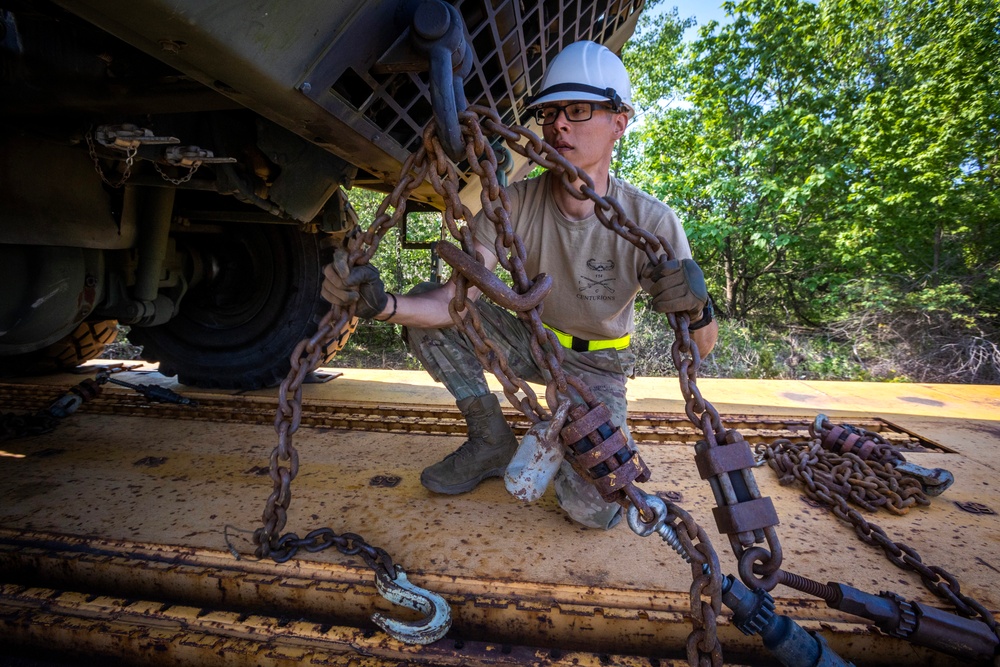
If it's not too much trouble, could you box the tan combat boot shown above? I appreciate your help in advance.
[420,394,518,494]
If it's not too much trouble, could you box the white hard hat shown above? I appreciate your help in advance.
[529,41,634,117]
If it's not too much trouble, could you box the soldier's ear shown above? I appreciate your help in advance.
[613,113,627,136]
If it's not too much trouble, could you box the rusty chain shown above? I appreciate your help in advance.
[469,108,782,584]
[760,433,999,641]
[660,500,725,667]
[423,106,727,665]
[0,411,59,442]
[251,152,429,558]
[247,102,824,665]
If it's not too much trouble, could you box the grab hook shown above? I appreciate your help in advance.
[372,564,452,644]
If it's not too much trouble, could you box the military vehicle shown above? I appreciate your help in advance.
[0,0,644,389]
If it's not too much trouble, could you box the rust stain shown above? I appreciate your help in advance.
[975,557,1000,574]
[781,392,818,402]
[898,396,945,407]
[133,457,168,468]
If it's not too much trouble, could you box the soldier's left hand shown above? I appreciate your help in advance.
[645,257,708,319]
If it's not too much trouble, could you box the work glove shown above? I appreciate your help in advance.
[645,257,708,319]
[321,248,388,319]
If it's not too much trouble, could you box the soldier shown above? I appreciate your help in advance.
[322,40,717,529]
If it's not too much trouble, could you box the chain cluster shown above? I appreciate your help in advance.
[761,437,998,638]
[0,411,59,442]
[253,104,763,666]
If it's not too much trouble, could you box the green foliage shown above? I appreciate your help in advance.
[631,305,873,380]
[331,188,444,368]
[619,0,999,382]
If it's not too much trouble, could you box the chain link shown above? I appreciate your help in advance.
[252,148,427,557]
[253,105,736,665]
[86,130,136,188]
[761,436,999,640]
[476,106,781,580]
[153,160,201,185]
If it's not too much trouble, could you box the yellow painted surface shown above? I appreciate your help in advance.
[42,361,998,423]
[2,363,999,665]
[311,368,1000,423]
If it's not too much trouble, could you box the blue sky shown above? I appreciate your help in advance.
[651,1,732,41]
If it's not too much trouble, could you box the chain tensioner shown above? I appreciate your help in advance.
[760,420,1000,657]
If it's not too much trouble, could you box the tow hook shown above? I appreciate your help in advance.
[371,565,452,645]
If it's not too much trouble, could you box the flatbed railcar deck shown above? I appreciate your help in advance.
[1,364,997,666]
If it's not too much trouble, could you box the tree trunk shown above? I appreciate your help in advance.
[724,236,736,318]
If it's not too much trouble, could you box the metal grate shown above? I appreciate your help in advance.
[321,0,643,179]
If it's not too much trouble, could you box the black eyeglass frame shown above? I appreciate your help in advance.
[532,102,615,126]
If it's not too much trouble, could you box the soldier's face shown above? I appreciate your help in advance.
[541,101,626,173]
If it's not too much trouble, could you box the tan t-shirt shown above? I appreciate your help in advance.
[471,171,692,341]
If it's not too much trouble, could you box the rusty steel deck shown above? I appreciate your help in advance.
[0,364,998,666]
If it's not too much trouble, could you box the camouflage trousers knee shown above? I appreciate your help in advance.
[402,283,637,530]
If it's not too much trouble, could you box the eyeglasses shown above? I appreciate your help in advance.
[533,102,612,125]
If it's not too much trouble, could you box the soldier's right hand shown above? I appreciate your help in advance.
[321,249,388,319]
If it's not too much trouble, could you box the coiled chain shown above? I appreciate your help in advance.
[761,436,999,640]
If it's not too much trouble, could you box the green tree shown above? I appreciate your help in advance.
[621,0,998,381]
[624,0,849,320]
[823,0,1000,299]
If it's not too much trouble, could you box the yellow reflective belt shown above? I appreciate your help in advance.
[542,324,630,352]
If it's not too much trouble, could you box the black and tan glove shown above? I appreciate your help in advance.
[645,257,708,319]
[321,248,388,319]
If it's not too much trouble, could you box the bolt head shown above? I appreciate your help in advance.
[413,0,450,40]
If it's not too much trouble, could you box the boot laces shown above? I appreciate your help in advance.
[446,438,482,461]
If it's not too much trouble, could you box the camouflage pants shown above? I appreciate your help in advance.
[402,283,636,530]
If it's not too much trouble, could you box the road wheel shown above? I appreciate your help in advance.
[128,225,350,390]
[0,320,119,376]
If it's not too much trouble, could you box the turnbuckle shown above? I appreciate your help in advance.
[827,582,999,661]
[371,564,452,645]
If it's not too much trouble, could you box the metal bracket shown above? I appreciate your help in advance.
[95,124,179,150]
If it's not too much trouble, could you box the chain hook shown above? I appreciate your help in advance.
[371,565,452,644]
